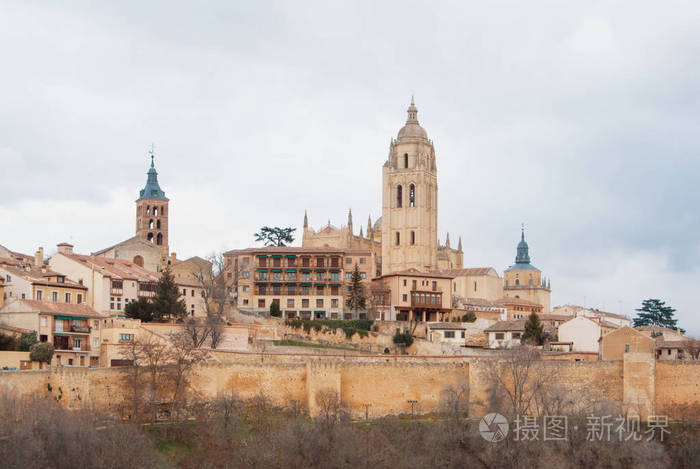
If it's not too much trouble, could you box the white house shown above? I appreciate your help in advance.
[557,316,601,353]
[484,319,526,349]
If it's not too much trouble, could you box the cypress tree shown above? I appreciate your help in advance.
[522,312,544,345]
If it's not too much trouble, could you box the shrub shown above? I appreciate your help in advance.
[392,331,414,347]
[270,302,281,317]
[29,342,54,364]
[461,312,477,323]
[19,331,38,351]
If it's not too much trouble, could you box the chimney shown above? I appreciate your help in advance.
[57,242,74,255]
[171,252,177,263]
[34,247,44,267]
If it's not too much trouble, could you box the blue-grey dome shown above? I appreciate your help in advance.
[505,227,539,272]
[139,153,168,200]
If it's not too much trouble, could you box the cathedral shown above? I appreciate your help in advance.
[302,99,463,276]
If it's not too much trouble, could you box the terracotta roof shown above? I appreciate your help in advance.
[0,264,87,289]
[441,267,497,277]
[225,246,371,256]
[0,257,23,267]
[539,314,571,321]
[485,319,527,332]
[461,298,500,307]
[376,268,455,280]
[495,297,542,307]
[6,299,107,318]
[598,319,620,329]
[428,322,466,330]
[91,235,158,256]
[0,324,32,334]
[635,325,684,336]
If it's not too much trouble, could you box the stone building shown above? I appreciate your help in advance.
[224,246,374,319]
[444,267,504,305]
[502,228,551,313]
[302,99,463,276]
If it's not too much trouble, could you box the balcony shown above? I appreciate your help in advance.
[410,291,443,309]
[70,325,91,334]
[53,336,90,352]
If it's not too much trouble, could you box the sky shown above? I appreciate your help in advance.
[1,1,698,335]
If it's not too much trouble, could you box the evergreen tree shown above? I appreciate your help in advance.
[632,299,684,332]
[19,331,38,351]
[345,265,366,312]
[125,297,157,322]
[254,226,296,247]
[29,342,54,364]
[152,267,187,321]
[522,312,544,345]
[269,301,281,318]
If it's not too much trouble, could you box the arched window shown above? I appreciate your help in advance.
[410,231,415,245]
[149,219,154,229]
[147,233,154,243]
[161,207,166,216]
[515,278,520,286]
[404,153,408,168]
[395,232,400,246]
[156,233,163,245]
[133,255,144,267]
[409,184,415,207]
[154,207,158,216]
[156,220,161,229]
[396,185,403,208]
[146,206,150,216]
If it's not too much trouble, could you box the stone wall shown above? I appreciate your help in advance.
[0,352,696,420]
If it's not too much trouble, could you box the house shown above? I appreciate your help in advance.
[557,316,601,353]
[599,326,655,361]
[427,322,466,345]
[49,243,206,318]
[484,319,526,349]
[635,325,690,360]
[0,259,88,306]
[0,298,107,367]
[371,268,454,322]
[495,296,543,320]
[442,267,504,304]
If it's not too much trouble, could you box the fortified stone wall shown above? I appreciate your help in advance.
[0,353,695,420]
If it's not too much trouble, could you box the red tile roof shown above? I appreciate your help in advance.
[9,299,107,318]
[441,267,497,276]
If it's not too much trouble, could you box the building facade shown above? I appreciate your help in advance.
[225,247,374,319]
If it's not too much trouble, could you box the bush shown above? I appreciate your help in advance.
[284,319,373,339]
[461,312,477,323]
[392,331,414,347]
[19,331,38,351]
[270,302,281,317]
[29,342,54,364]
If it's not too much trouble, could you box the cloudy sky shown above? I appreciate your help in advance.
[1,2,698,334]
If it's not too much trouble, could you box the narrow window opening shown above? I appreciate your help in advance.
[409,184,415,207]
[404,153,408,168]
[410,231,415,245]
[396,185,402,208]
[395,232,400,246]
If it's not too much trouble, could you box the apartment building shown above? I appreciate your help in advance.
[370,268,454,321]
[0,262,88,306]
[224,247,373,319]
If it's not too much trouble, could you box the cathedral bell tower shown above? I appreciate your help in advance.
[135,148,170,263]
[381,98,438,275]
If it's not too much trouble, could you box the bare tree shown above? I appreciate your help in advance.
[168,331,210,419]
[315,390,347,426]
[183,318,211,348]
[682,339,700,360]
[127,333,171,422]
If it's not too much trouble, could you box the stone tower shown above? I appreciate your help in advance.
[135,149,170,258]
[503,227,552,313]
[381,98,438,275]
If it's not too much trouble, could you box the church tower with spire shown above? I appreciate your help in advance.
[502,226,551,313]
[135,148,170,259]
[381,98,438,274]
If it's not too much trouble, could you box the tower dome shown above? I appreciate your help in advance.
[397,97,428,140]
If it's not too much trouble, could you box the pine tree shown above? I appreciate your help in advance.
[152,267,187,321]
[632,299,684,332]
[345,265,366,312]
[522,312,544,345]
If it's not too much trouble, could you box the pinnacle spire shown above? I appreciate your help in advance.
[515,226,531,264]
[347,208,353,233]
[407,96,418,123]
[445,232,450,248]
[303,210,308,229]
[458,236,463,252]
[359,226,364,238]
[139,146,167,200]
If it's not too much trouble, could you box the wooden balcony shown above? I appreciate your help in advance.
[410,291,443,309]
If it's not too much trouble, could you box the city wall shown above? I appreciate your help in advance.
[0,353,698,419]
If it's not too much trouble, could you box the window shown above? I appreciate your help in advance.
[302,272,310,281]
[258,299,265,308]
[36,290,42,300]
[287,299,294,308]
[396,185,402,207]
[360,273,366,279]
[495,332,504,340]
[242,271,250,278]
[273,272,281,280]
[410,231,415,245]
[444,331,455,339]
[288,272,296,280]
[515,279,520,286]
[77,293,82,303]
[316,286,324,295]
[73,337,82,349]
[402,294,407,302]
[63,292,71,303]
[395,232,400,245]
[110,303,114,310]
[461,331,465,338]
[403,279,407,286]
[512,332,521,339]
[93,320,99,329]
[432,281,437,291]
[302,299,310,307]
[242,285,249,292]
[40,334,47,342]
[51,291,58,302]
[243,299,249,305]
[412,280,417,289]
[40,316,47,327]
[119,334,135,341]
[331,299,339,308]
[93,338,99,348]
[359,257,366,264]
[346,258,352,264]
[316,272,324,281]
[272,285,281,294]
[5,274,11,282]
[409,184,415,207]
[302,285,310,294]
[474,281,477,292]
[345,273,352,279]
[273,257,281,267]
[191,289,195,297]
[625,344,630,353]
[331,272,339,281]
[331,286,339,295]
[316,299,324,308]
[258,272,267,280]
